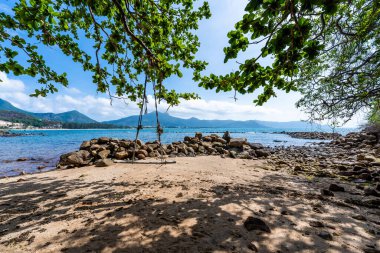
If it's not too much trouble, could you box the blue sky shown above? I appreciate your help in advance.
[0,0,364,127]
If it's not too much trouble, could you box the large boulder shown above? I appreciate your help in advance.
[229,138,247,148]
[59,150,92,167]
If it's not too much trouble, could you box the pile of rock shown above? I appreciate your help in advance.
[268,130,380,183]
[275,131,342,140]
[57,132,272,169]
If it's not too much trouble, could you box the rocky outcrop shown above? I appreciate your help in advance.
[268,131,380,183]
[57,132,271,169]
[275,131,342,140]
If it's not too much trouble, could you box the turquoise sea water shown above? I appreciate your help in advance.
[0,127,353,177]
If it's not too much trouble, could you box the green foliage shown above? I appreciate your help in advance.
[200,0,379,123]
[0,0,211,106]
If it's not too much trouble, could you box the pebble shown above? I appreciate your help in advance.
[318,231,333,240]
[247,241,258,252]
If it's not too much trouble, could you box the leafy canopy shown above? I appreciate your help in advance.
[199,0,379,123]
[0,0,211,107]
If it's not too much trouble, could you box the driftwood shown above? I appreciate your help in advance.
[113,159,176,165]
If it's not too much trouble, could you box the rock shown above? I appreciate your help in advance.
[137,149,149,157]
[237,151,252,159]
[247,241,258,252]
[329,183,345,192]
[95,159,114,167]
[80,141,91,150]
[115,151,129,160]
[309,221,324,227]
[229,150,237,158]
[203,136,212,142]
[256,150,270,158]
[318,231,333,240]
[59,150,92,167]
[17,157,28,162]
[98,150,111,159]
[136,139,144,146]
[364,188,380,197]
[248,143,264,150]
[376,183,380,191]
[195,132,202,139]
[320,189,334,196]
[229,138,247,148]
[223,131,231,142]
[352,215,367,221]
[137,154,146,160]
[98,137,110,144]
[243,217,271,233]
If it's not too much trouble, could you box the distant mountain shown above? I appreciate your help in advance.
[105,112,274,128]
[104,111,328,129]
[0,98,97,124]
[0,98,328,130]
[33,110,97,124]
[256,120,330,130]
[0,99,29,114]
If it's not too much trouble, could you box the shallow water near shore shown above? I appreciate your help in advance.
[0,127,353,177]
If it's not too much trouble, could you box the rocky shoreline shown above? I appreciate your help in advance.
[268,131,380,184]
[274,131,342,140]
[58,130,380,187]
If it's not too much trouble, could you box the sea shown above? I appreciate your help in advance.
[0,127,354,177]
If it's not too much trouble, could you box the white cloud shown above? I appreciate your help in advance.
[0,71,364,127]
[0,72,306,123]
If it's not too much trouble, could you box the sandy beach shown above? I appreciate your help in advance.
[0,156,378,253]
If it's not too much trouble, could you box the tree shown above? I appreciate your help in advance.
[199,0,379,124]
[0,0,211,107]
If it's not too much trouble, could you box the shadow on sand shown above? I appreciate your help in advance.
[0,171,378,252]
